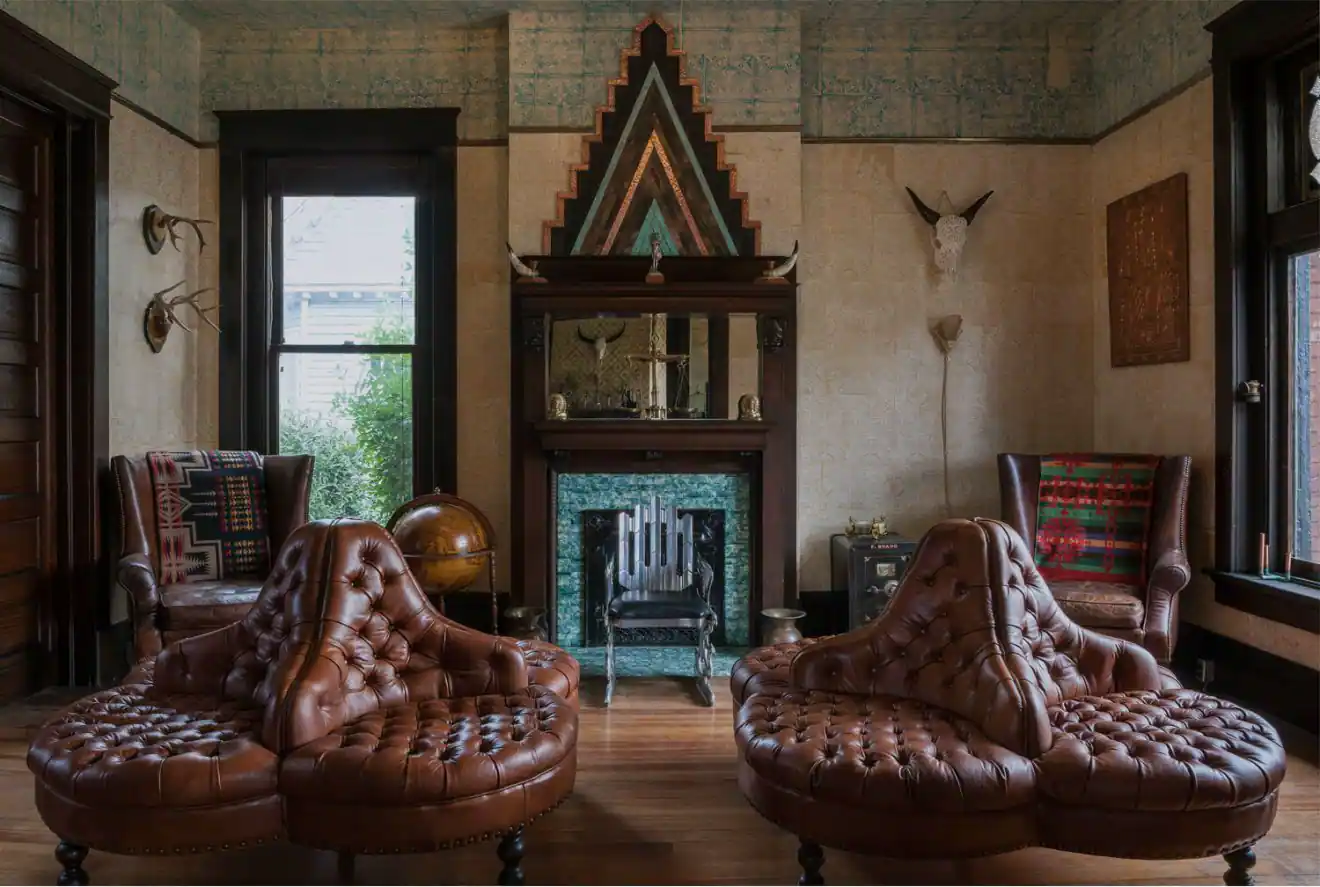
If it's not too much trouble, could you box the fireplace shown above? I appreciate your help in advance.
[553,473,751,648]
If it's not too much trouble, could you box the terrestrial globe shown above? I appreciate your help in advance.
[386,492,496,596]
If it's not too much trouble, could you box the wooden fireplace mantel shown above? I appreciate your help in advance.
[508,258,798,644]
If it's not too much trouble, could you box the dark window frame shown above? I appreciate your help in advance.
[1209,1,1320,633]
[217,110,459,498]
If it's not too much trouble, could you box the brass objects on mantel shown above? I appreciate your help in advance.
[645,232,665,284]
[547,393,569,420]
[845,516,889,537]
[737,394,762,421]
[143,280,219,353]
[141,205,213,255]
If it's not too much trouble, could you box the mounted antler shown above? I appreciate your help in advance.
[576,321,627,363]
[143,280,219,353]
[142,205,214,255]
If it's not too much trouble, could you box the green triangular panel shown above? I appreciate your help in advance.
[630,201,679,256]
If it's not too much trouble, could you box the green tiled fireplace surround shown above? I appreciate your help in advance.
[554,472,753,652]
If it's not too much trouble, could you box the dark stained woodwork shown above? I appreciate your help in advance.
[0,11,112,688]
[217,110,460,497]
[0,93,50,702]
[542,19,760,257]
[510,262,797,639]
[1209,2,1320,632]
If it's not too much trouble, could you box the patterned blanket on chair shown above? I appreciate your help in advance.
[1033,453,1158,584]
[148,450,271,584]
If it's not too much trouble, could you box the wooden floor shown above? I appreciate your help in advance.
[0,678,1316,885]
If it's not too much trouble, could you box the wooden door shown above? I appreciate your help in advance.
[0,94,53,701]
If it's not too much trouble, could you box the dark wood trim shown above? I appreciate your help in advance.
[110,94,203,149]
[0,11,112,686]
[510,266,797,639]
[217,109,460,496]
[1211,5,1320,593]
[1208,570,1320,633]
[1173,622,1320,737]
[1090,70,1213,145]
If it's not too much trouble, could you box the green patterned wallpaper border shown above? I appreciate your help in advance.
[0,0,201,139]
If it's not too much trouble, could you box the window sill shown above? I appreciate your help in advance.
[1206,570,1320,634]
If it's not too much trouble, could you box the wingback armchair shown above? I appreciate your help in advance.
[111,451,314,660]
[998,452,1191,663]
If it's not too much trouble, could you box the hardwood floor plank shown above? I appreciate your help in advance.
[0,677,1314,885]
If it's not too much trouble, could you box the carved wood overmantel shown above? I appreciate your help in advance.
[508,257,799,640]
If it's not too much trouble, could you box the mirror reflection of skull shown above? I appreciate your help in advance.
[905,188,993,281]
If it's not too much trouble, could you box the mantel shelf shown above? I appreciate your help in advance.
[533,419,773,452]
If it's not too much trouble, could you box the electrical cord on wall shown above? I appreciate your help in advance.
[930,316,964,519]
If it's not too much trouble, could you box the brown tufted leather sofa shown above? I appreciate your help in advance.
[732,518,1285,886]
[29,519,579,886]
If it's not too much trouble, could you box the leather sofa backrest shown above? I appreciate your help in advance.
[258,519,527,753]
[154,519,528,754]
[792,518,1162,758]
[111,452,314,578]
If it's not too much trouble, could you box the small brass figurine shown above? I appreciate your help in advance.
[547,393,569,420]
[737,393,762,421]
[870,516,889,537]
[645,231,665,284]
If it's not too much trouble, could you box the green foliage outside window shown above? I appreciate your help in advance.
[281,316,414,525]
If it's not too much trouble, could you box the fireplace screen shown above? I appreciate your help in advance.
[581,507,725,646]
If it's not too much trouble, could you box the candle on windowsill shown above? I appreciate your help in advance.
[1258,532,1268,577]
[1284,549,1293,579]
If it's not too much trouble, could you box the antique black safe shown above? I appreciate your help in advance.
[830,533,919,630]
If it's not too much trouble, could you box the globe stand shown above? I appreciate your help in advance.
[387,491,502,634]
[404,550,499,633]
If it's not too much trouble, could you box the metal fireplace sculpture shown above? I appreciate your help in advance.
[603,495,717,706]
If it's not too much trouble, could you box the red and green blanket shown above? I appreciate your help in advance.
[148,450,271,584]
[1033,454,1158,584]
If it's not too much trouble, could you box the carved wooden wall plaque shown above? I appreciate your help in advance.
[1106,173,1190,367]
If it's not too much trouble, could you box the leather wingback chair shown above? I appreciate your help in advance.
[998,453,1191,662]
[111,453,314,661]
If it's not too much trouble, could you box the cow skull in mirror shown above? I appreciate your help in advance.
[905,188,993,282]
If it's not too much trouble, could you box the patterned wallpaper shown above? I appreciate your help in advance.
[0,0,201,138]
[508,3,801,129]
[1092,0,1236,133]
[199,24,507,141]
[802,15,1096,139]
[0,1,1239,142]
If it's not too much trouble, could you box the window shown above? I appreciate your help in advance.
[217,111,458,524]
[1210,3,1320,631]
[275,195,416,523]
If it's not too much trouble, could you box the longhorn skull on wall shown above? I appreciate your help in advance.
[905,188,994,282]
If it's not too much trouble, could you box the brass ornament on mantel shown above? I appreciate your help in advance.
[756,241,799,284]
[644,231,665,283]
[547,393,569,420]
[737,393,762,421]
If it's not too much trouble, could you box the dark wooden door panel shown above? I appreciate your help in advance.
[0,105,51,701]
[0,441,36,495]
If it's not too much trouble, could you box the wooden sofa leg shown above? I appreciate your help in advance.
[336,851,355,883]
[1223,846,1257,886]
[55,841,89,886]
[497,827,525,886]
[797,840,825,886]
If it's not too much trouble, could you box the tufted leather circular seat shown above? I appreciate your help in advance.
[729,637,825,705]
[27,682,282,854]
[736,690,1038,857]
[516,639,581,705]
[281,685,577,853]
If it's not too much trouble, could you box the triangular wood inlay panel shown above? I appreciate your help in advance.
[542,19,761,257]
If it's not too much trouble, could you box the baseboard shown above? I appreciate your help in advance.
[1174,622,1320,738]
